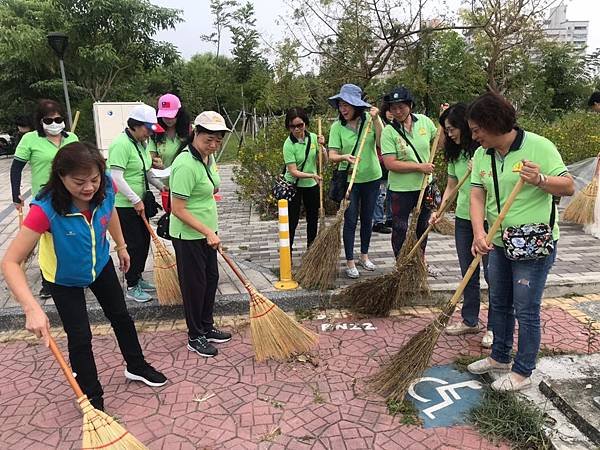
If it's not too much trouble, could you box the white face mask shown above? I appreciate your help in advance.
[43,122,65,136]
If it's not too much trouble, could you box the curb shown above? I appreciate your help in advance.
[2,280,599,331]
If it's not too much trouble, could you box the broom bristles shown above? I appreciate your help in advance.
[369,300,457,402]
[295,206,345,291]
[337,271,399,316]
[248,288,318,362]
[151,241,182,305]
[432,216,455,235]
[79,397,148,449]
[563,178,598,225]
[394,213,430,307]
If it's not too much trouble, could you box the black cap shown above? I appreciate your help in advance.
[588,91,600,106]
[383,87,414,105]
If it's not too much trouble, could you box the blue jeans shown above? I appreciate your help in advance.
[455,218,489,328]
[373,180,391,225]
[488,243,557,377]
[343,179,379,261]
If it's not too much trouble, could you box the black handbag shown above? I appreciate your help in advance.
[272,134,312,201]
[328,116,367,203]
[129,131,161,219]
[490,154,555,260]
[156,212,171,240]
[390,120,440,209]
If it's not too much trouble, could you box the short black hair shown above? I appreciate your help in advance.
[588,91,600,106]
[284,107,310,129]
[466,92,516,135]
[15,115,33,129]
[127,118,145,130]
[35,99,65,136]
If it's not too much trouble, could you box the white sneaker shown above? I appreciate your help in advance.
[345,266,360,279]
[491,372,531,392]
[467,357,511,375]
[445,322,481,336]
[357,259,376,271]
[481,330,494,348]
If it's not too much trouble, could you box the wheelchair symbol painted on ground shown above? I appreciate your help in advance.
[406,365,485,428]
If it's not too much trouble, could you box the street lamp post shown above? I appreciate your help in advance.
[47,32,73,128]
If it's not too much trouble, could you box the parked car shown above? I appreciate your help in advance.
[0,133,14,155]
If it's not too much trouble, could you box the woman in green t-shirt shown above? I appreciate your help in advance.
[327,84,383,279]
[466,93,574,392]
[169,111,233,359]
[282,107,326,249]
[148,93,190,170]
[431,103,491,347]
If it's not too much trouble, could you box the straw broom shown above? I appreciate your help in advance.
[141,216,182,305]
[563,156,600,225]
[219,249,318,362]
[317,117,326,231]
[338,168,472,316]
[295,116,373,291]
[432,215,455,235]
[48,336,147,449]
[370,178,525,402]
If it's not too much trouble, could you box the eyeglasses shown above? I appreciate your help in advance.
[42,117,65,125]
[289,122,305,130]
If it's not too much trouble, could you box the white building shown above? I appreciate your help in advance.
[544,1,589,52]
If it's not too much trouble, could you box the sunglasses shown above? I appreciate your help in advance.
[42,117,65,125]
[289,122,305,130]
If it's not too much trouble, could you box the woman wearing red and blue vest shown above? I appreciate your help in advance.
[1,142,167,412]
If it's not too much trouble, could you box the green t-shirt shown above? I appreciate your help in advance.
[169,150,221,240]
[283,132,318,188]
[471,129,568,247]
[147,135,184,168]
[328,117,382,184]
[108,131,152,208]
[448,151,472,220]
[14,131,79,196]
[380,115,437,192]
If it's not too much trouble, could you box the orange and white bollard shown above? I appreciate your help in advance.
[274,199,298,290]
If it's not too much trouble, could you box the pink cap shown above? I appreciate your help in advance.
[157,93,181,119]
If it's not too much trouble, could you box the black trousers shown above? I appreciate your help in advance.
[172,237,219,339]
[116,207,150,287]
[49,259,146,408]
[288,184,320,249]
[390,190,432,258]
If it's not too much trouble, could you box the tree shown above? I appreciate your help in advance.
[462,0,559,93]
[200,0,239,58]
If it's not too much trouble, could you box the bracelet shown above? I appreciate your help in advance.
[114,244,127,252]
[536,173,547,187]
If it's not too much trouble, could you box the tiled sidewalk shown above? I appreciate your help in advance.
[1,296,598,449]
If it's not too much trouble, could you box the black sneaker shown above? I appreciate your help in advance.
[187,336,218,357]
[124,363,167,387]
[38,285,52,299]
[204,327,232,343]
[385,219,392,228]
[372,223,392,234]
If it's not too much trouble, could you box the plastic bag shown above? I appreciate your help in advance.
[584,170,600,237]
[560,157,598,208]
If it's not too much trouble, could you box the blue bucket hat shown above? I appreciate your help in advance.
[328,84,371,109]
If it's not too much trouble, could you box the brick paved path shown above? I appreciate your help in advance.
[1,296,598,449]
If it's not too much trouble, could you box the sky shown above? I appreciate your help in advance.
[153,0,600,60]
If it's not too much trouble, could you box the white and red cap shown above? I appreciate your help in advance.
[193,111,230,132]
[129,104,164,133]
[157,93,182,119]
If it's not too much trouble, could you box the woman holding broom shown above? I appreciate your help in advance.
[430,103,492,347]
[170,111,232,358]
[466,92,574,391]
[2,141,167,412]
[380,87,438,268]
[282,107,327,250]
[327,84,383,279]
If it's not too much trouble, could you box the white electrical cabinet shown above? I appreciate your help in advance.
[93,102,143,157]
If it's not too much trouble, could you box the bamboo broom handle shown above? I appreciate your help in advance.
[415,125,443,212]
[403,168,473,261]
[141,215,162,246]
[70,110,80,133]
[317,117,324,218]
[48,336,85,398]
[446,178,525,310]
[218,248,252,291]
[344,116,374,200]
